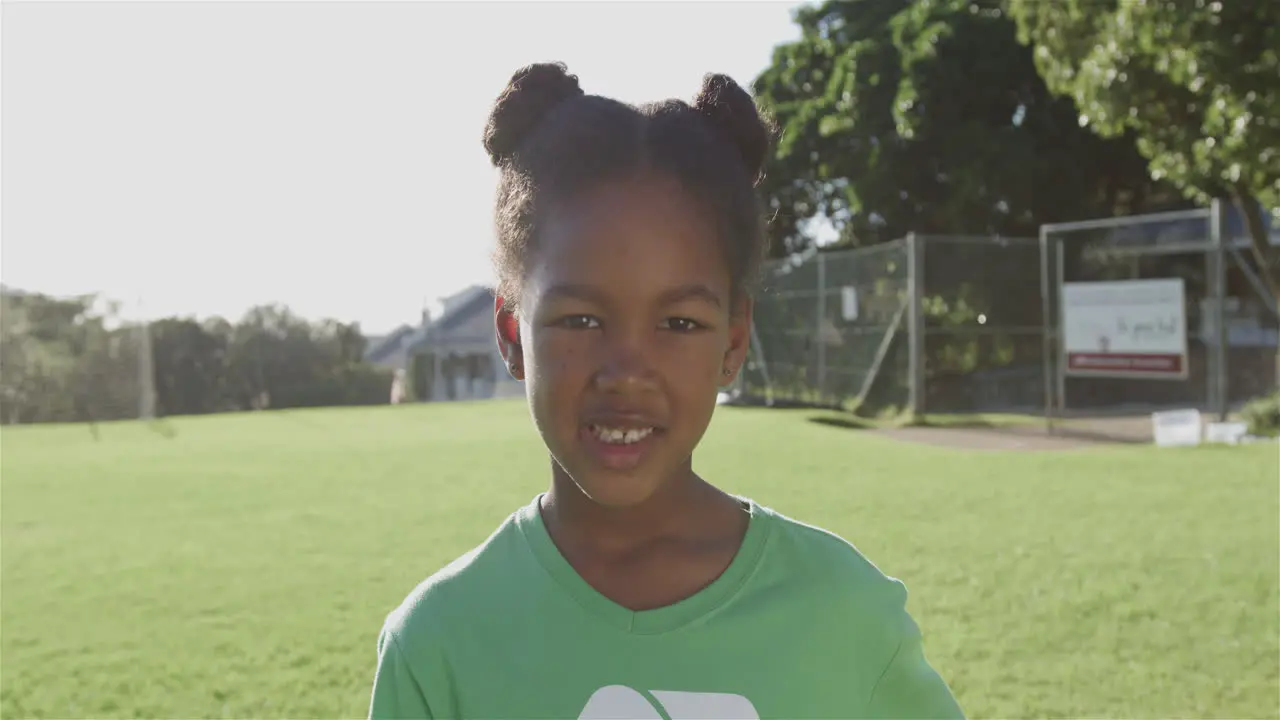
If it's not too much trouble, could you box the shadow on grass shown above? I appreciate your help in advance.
[739,398,1160,447]
[726,397,843,411]
[805,410,1156,446]
[936,416,1153,445]
[806,414,876,431]
[804,411,1006,432]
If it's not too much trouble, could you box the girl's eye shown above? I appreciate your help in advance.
[558,315,600,330]
[662,317,704,333]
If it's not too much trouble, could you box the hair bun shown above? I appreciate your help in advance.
[694,73,772,186]
[483,62,584,166]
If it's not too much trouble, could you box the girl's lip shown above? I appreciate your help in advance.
[582,411,665,432]
[578,425,662,470]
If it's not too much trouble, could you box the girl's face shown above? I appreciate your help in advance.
[500,172,751,508]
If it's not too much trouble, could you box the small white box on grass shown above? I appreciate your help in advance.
[1151,409,1202,447]
[1205,421,1249,445]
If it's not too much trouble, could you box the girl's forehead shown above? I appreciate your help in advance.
[545,175,717,247]
[547,181,720,252]
[526,177,733,306]
[546,173,704,227]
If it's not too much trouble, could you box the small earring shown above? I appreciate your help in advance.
[722,367,733,377]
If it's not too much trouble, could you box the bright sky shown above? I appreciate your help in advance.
[1,1,803,335]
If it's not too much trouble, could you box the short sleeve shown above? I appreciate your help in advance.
[369,627,434,720]
[864,606,965,719]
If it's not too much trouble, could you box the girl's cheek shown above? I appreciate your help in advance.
[656,331,726,369]
[531,334,587,379]
[554,350,579,379]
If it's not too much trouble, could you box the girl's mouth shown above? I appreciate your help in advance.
[580,424,663,470]
[587,424,655,445]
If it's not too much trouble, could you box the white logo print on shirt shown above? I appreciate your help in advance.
[579,685,759,720]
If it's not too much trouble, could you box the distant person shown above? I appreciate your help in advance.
[368,63,963,720]
[389,368,406,405]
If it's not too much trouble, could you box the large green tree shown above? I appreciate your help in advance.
[150,317,232,416]
[0,290,141,425]
[1007,0,1280,298]
[753,0,1185,256]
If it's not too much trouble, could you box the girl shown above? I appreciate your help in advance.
[369,63,963,720]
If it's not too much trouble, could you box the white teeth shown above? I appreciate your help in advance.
[591,425,654,444]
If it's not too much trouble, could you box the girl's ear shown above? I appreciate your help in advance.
[494,295,524,380]
[722,297,753,384]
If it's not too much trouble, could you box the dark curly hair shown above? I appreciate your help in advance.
[482,62,775,310]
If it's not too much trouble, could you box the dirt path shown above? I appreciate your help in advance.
[875,415,1156,451]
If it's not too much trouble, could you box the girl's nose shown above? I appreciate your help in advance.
[592,344,657,394]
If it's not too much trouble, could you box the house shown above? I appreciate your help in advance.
[363,324,420,370]
[365,285,523,403]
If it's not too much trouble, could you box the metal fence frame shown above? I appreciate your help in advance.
[912,233,1045,416]
[743,234,1044,416]
[1040,202,1235,433]
[743,199,1275,424]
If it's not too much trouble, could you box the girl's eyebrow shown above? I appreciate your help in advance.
[541,283,722,308]
[657,284,722,308]
[541,283,607,304]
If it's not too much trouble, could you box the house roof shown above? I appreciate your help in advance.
[363,323,417,364]
[371,285,495,358]
[431,286,494,335]
[362,285,496,364]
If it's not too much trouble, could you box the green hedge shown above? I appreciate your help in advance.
[1241,390,1280,437]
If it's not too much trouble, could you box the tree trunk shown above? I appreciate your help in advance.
[1233,188,1280,304]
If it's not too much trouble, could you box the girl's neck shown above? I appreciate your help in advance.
[541,461,730,556]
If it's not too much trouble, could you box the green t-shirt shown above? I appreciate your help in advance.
[369,495,963,719]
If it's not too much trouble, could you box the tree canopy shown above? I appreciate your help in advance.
[752,0,1186,256]
[1007,0,1280,295]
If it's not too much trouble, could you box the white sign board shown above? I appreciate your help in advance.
[1152,409,1202,447]
[1062,278,1189,379]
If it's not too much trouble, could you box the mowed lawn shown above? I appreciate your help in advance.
[2,400,1277,719]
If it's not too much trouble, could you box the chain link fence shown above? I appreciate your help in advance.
[744,234,1280,426]
[742,208,1278,422]
[919,236,1045,414]
[740,235,1045,415]
[741,241,911,411]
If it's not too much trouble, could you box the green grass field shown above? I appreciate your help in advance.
[2,400,1277,719]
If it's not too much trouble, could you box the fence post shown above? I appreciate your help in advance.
[1055,239,1068,422]
[816,251,827,405]
[1210,198,1229,421]
[135,297,156,421]
[1039,225,1054,435]
[907,233,925,418]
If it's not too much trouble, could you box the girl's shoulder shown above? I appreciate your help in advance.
[379,505,534,646]
[748,501,911,610]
